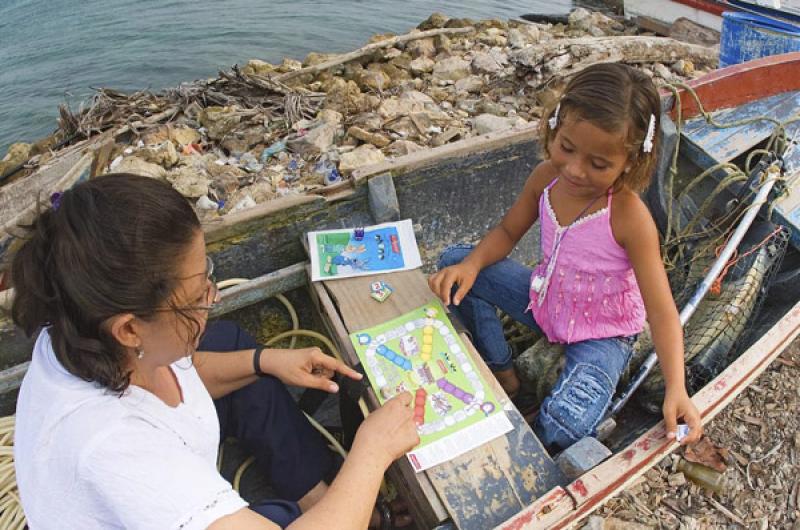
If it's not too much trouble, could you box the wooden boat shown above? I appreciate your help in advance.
[623,0,734,30]
[0,53,799,529]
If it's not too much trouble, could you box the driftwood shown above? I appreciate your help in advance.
[511,35,718,90]
[276,26,475,82]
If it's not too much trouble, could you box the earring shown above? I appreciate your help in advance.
[136,346,145,360]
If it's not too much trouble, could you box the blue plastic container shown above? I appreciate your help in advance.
[720,11,800,67]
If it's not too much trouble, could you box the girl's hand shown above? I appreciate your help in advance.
[353,392,420,467]
[428,263,479,306]
[260,347,362,392]
[662,386,703,445]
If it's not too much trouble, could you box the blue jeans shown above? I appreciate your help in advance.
[202,321,339,528]
[438,245,635,451]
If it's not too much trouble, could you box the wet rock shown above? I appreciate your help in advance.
[139,141,180,168]
[338,144,386,174]
[433,57,472,81]
[166,165,209,197]
[347,126,391,148]
[385,140,424,157]
[406,37,436,59]
[286,122,338,156]
[417,12,450,30]
[410,57,435,74]
[242,59,275,76]
[112,156,167,179]
[198,106,241,141]
[455,75,485,94]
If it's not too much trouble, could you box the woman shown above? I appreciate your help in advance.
[11,173,418,529]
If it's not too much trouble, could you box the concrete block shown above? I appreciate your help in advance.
[556,436,612,480]
[368,173,400,223]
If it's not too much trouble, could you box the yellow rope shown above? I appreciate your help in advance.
[0,417,24,529]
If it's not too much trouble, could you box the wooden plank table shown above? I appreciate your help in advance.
[308,268,565,529]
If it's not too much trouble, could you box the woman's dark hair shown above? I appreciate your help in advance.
[11,173,202,393]
[539,62,661,192]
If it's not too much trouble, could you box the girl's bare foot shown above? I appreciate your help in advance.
[494,368,521,399]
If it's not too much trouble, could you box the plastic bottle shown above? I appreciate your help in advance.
[676,458,726,493]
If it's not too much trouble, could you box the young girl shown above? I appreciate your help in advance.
[12,173,417,529]
[429,63,702,452]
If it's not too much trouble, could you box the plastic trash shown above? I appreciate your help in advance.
[196,195,220,211]
[239,152,264,173]
[261,140,287,163]
[314,156,343,186]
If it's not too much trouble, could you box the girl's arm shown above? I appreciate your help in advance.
[614,192,702,444]
[429,161,556,305]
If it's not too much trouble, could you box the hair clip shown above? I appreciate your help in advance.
[548,102,561,130]
[642,114,656,153]
[50,192,63,211]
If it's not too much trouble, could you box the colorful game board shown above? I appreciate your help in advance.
[350,300,513,472]
[308,220,422,281]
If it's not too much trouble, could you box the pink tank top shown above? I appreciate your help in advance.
[527,179,646,344]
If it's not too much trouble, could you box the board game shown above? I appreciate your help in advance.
[308,220,422,281]
[350,300,513,472]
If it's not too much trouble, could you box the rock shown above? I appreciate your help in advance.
[378,92,435,121]
[668,472,687,487]
[410,57,435,74]
[433,57,472,81]
[382,47,402,60]
[385,140,423,157]
[508,25,541,48]
[431,128,465,147]
[287,122,338,156]
[347,126,391,148]
[228,194,257,214]
[166,166,209,197]
[198,106,241,141]
[378,63,410,85]
[170,126,201,146]
[209,166,244,195]
[357,68,391,92]
[323,78,369,114]
[472,51,505,74]
[350,112,383,131]
[477,28,507,47]
[417,12,450,31]
[368,173,400,223]
[113,157,167,179]
[472,113,517,134]
[226,180,275,211]
[302,51,339,67]
[338,144,385,174]
[138,141,180,168]
[275,58,302,73]
[0,142,32,177]
[569,8,623,36]
[389,53,413,71]
[672,59,695,76]
[435,34,452,54]
[317,109,344,126]
[556,437,612,479]
[221,126,268,155]
[242,59,275,76]
[654,62,674,80]
[444,17,474,29]
[385,117,418,138]
[455,75,485,94]
[406,37,436,59]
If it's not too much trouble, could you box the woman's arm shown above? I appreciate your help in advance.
[209,393,419,530]
[615,193,702,444]
[195,346,360,399]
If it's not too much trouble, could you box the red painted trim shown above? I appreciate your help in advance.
[663,52,800,120]
[673,0,729,16]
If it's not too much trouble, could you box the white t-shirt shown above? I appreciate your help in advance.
[14,329,248,529]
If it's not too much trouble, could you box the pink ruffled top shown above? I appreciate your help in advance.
[527,179,646,344]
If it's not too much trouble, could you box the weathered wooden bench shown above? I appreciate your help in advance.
[308,267,564,529]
